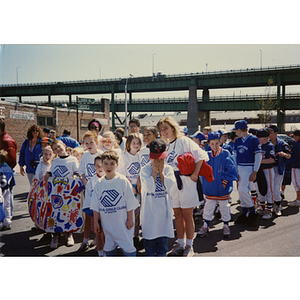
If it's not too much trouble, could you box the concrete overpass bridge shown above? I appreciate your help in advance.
[1,64,300,132]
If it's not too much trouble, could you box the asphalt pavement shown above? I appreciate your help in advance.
[1,169,300,257]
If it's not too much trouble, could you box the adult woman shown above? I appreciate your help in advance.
[88,119,102,148]
[18,124,43,184]
[156,117,209,256]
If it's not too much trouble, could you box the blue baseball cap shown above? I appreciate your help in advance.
[256,128,270,138]
[191,131,206,141]
[207,131,221,141]
[267,124,279,133]
[183,127,189,135]
[232,120,248,130]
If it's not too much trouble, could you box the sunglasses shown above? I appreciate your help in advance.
[32,129,39,132]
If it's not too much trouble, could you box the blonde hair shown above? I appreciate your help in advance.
[42,145,55,163]
[125,133,142,153]
[102,131,119,149]
[82,130,98,142]
[51,139,65,150]
[156,116,183,141]
[72,147,85,156]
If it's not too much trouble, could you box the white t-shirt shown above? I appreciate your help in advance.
[50,156,79,178]
[138,146,150,168]
[83,174,102,212]
[90,172,140,253]
[118,152,141,185]
[34,161,51,181]
[166,136,209,171]
[78,150,103,180]
[140,163,176,240]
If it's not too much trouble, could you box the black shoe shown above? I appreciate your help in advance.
[247,212,257,225]
[234,213,248,224]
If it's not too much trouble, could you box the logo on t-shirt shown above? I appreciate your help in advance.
[155,176,165,192]
[52,165,70,177]
[140,154,149,167]
[100,189,121,207]
[127,162,140,175]
[167,150,177,164]
[86,163,96,179]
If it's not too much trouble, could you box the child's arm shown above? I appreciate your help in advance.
[125,210,134,230]
[93,211,101,233]
[157,159,165,188]
[81,174,88,186]
[136,176,141,194]
[190,159,203,182]
[261,157,275,164]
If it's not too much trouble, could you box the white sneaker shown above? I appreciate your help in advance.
[262,210,272,220]
[223,224,231,238]
[66,233,74,246]
[273,204,282,216]
[183,245,194,257]
[50,235,59,249]
[288,200,300,207]
[197,225,209,237]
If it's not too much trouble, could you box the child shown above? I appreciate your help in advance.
[0,150,16,231]
[288,130,300,207]
[45,139,79,249]
[140,139,177,256]
[255,129,276,219]
[78,131,103,251]
[66,147,73,156]
[35,145,55,181]
[72,146,85,163]
[82,155,106,256]
[138,127,158,168]
[91,150,140,256]
[232,120,262,225]
[100,131,122,155]
[118,133,142,245]
[197,132,238,238]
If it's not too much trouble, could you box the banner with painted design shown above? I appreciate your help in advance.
[27,177,84,233]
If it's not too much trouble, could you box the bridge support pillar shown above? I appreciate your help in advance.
[69,94,72,105]
[199,89,211,131]
[111,84,115,131]
[276,74,285,133]
[187,84,198,134]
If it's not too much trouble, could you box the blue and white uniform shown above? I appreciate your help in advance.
[234,134,262,208]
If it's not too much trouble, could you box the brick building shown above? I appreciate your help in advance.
[0,99,110,151]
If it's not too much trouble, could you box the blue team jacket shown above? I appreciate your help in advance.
[275,137,290,175]
[18,139,42,174]
[290,140,300,169]
[202,149,238,197]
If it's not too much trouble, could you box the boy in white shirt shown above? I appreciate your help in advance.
[91,150,140,256]
[140,139,177,256]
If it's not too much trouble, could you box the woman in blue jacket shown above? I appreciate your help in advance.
[18,124,43,184]
[197,131,238,238]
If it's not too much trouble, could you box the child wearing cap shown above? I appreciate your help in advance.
[191,131,207,149]
[232,120,262,225]
[255,129,276,219]
[287,130,300,207]
[197,131,238,238]
[140,139,177,256]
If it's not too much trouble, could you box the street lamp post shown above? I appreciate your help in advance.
[16,66,21,87]
[260,50,262,69]
[98,66,101,79]
[124,74,133,136]
[152,53,156,76]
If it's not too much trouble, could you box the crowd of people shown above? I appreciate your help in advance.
[0,116,299,257]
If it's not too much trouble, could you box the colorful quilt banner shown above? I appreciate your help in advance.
[28,177,84,233]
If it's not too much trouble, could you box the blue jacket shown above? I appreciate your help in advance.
[202,148,238,197]
[57,135,80,148]
[274,137,290,175]
[18,139,42,174]
[290,140,300,169]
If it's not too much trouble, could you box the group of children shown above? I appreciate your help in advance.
[1,116,300,257]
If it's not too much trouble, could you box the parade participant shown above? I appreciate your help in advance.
[255,128,276,219]
[197,132,238,238]
[118,133,142,246]
[129,118,145,147]
[114,131,125,153]
[0,150,16,231]
[57,129,80,149]
[42,127,50,137]
[115,128,126,153]
[82,155,106,256]
[267,124,291,215]
[78,131,103,252]
[44,139,79,249]
[18,124,43,184]
[190,131,206,149]
[100,131,122,155]
[140,139,177,256]
[219,130,233,153]
[287,130,300,207]
[72,146,85,163]
[0,119,17,170]
[91,151,140,257]
[34,145,55,181]
[233,120,262,225]
[88,119,102,147]
[157,116,209,256]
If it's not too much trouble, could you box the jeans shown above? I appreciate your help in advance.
[105,247,136,257]
[144,237,168,257]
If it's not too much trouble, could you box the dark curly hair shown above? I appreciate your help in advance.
[88,119,102,132]
[27,124,42,140]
